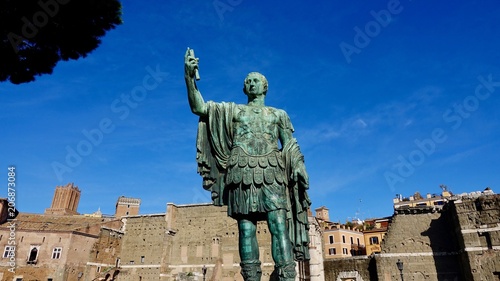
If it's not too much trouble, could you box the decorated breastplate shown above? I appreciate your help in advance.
[232,105,279,155]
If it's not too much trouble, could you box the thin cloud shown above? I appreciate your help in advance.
[437,145,488,166]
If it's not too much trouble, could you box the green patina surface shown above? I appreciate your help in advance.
[184,49,311,281]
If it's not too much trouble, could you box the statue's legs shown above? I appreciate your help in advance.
[238,218,262,281]
[267,209,296,281]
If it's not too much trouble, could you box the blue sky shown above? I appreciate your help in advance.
[1,0,499,223]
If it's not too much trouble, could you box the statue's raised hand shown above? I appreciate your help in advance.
[184,48,200,80]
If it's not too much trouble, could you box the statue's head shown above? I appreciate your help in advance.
[243,72,268,96]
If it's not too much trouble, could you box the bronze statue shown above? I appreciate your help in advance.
[184,48,311,281]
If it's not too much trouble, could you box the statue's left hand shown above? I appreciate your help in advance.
[293,163,309,189]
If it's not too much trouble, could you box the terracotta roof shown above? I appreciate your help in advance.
[0,213,117,233]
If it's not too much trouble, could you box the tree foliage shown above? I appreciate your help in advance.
[0,0,122,84]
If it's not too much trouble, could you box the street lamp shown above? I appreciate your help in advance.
[396,259,404,281]
[202,265,207,281]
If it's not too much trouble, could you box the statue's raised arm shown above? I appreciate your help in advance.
[184,48,207,116]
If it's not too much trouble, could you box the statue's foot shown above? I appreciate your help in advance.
[275,261,296,281]
[240,260,262,281]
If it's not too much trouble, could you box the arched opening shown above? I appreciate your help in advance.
[27,247,38,264]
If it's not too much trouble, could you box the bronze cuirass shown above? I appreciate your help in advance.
[232,105,280,155]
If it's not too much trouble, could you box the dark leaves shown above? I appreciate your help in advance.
[0,0,122,84]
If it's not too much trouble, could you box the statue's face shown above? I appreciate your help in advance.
[244,74,266,97]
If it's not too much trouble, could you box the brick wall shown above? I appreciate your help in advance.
[376,210,463,281]
[118,214,167,281]
[324,256,375,281]
[163,203,274,281]
[449,194,500,281]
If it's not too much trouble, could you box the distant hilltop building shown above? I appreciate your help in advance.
[394,187,495,214]
[393,190,450,213]
[44,183,81,216]
[315,206,367,259]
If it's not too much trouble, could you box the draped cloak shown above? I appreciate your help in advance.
[196,101,312,260]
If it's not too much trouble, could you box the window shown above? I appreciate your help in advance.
[328,248,336,255]
[342,248,348,255]
[27,246,40,264]
[130,260,135,265]
[141,256,145,263]
[51,247,62,259]
[350,237,354,244]
[329,235,334,244]
[342,235,345,243]
[357,238,360,245]
[3,246,15,258]
[369,236,379,245]
[479,232,493,249]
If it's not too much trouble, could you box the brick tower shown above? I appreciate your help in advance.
[115,196,141,217]
[44,183,81,215]
[315,206,330,221]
